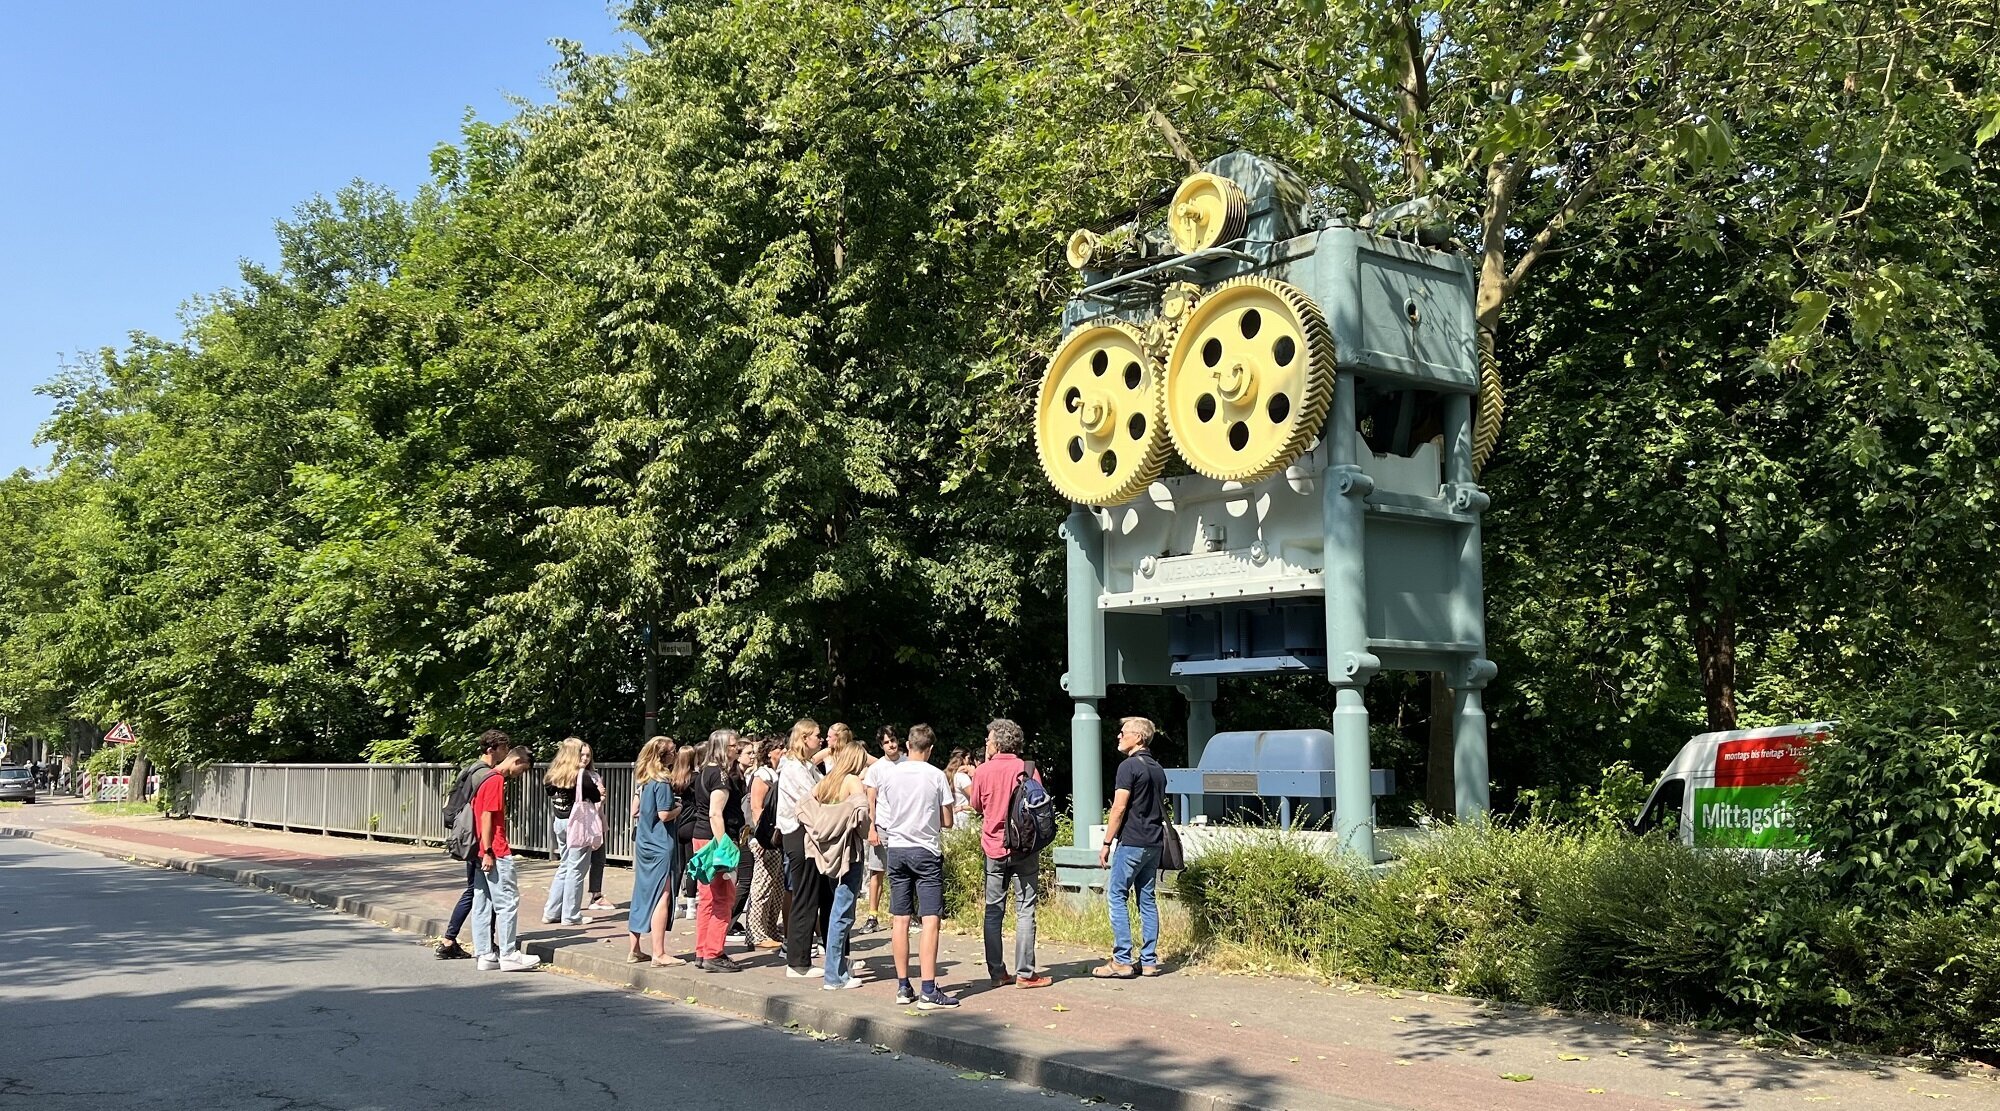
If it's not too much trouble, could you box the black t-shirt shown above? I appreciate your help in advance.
[1113,752,1169,848]
[545,774,601,818]
[685,766,745,842]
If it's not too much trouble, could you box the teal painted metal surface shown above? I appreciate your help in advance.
[1047,151,1493,863]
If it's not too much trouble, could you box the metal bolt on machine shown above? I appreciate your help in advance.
[1037,152,1495,883]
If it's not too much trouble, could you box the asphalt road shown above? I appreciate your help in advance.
[0,836,1055,1110]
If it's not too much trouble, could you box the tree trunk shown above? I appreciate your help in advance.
[1425,673,1454,818]
[824,624,849,720]
[1688,553,1739,732]
[130,753,151,802]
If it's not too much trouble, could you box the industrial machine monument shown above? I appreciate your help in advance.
[1033,153,1494,882]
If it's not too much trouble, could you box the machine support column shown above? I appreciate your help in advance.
[1453,687,1490,819]
[1062,504,1108,854]
[1443,392,1495,821]
[1179,678,1217,820]
[1185,694,1216,768]
[1070,700,1104,849]
[1326,375,1381,862]
[1333,685,1375,861]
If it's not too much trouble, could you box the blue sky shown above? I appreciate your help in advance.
[0,2,630,475]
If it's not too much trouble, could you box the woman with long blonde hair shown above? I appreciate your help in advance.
[778,717,828,976]
[825,721,856,753]
[801,743,871,988]
[627,736,682,964]
[540,737,598,927]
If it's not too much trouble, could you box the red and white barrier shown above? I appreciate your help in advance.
[92,775,162,802]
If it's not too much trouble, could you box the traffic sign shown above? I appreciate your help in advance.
[105,721,137,744]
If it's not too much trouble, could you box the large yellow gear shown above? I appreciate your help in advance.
[1034,320,1170,506]
[1164,276,1335,484]
[1167,172,1247,254]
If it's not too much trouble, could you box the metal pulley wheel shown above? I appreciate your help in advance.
[1164,276,1334,484]
[1066,228,1103,270]
[1167,172,1247,254]
[1034,320,1170,506]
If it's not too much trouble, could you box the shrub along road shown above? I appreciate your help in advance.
[4,801,1993,1111]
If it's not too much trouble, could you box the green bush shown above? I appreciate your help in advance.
[1802,671,2000,914]
[1177,832,1362,967]
[1528,833,1778,1021]
[1175,818,2000,1058]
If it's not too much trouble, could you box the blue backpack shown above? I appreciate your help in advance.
[1004,761,1059,855]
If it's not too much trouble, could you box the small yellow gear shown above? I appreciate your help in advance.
[1160,281,1202,323]
[1035,320,1170,505]
[1167,172,1248,254]
[1163,276,1335,483]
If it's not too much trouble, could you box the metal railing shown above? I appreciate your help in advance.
[178,763,640,863]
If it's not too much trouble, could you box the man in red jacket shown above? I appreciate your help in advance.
[966,718,1053,989]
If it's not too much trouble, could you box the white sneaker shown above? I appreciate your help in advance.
[499,951,542,972]
[476,954,500,971]
[785,966,817,979]
[726,932,748,945]
[821,974,865,991]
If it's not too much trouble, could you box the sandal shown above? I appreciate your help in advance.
[650,954,685,967]
[1139,964,1165,977]
[1090,962,1138,980]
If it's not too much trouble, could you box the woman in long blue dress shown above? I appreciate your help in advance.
[627,736,682,965]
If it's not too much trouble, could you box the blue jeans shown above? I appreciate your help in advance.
[824,859,865,985]
[983,852,1040,977]
[446,853,479,941]
[1108,844,1161,968]
[541,817,587,924]
[472,855,521,958]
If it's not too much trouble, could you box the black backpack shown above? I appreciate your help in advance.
[1003,761,1059,855]
[752,775,781,850]
[442,763,494,861]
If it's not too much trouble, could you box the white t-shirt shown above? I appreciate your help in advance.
[745,765,778,826]
[861,753,901,793]
[873,759,953,852]
[952,770,973,812]
[775,756,822,835]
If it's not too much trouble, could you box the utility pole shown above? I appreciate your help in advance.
[641,623,658,747]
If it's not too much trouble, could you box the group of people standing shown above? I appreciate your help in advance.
[432,713,1174,1000]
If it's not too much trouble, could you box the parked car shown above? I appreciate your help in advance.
[0,765,36,803]
[1632,722,1833,848]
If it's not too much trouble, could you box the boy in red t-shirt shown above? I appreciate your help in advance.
[473,745,541,972]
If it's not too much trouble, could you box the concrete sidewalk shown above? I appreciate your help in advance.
[6,800,1993,1111]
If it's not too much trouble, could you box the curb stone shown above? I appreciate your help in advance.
[5,825,1383,1111]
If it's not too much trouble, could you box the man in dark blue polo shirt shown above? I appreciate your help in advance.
[1093,716,1167,979]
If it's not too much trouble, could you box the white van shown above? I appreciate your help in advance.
[1633,722,1834,848]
